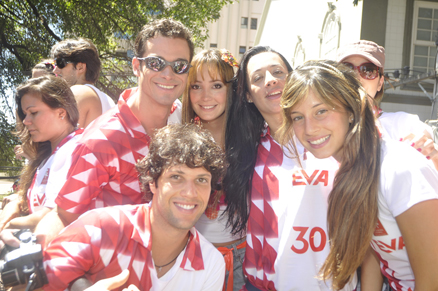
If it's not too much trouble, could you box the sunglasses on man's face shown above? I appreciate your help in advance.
[136,56,190,74]
[342,62,381,80]
[55,58,73,69]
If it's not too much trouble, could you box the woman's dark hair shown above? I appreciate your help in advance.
[223,46,292,235]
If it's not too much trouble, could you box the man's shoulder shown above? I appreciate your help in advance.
[71,84,101,102]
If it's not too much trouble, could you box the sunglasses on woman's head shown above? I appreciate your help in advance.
[44,62,55,70]
[55,58,73,69]
[342,62,381,80]
[136,56,190,74]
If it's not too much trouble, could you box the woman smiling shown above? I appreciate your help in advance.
[279,60,438,290]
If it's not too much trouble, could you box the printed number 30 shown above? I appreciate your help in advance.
[291,227,327,254]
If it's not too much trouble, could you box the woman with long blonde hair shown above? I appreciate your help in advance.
[279,60,438,290]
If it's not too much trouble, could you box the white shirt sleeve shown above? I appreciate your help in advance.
[380,139,438,217]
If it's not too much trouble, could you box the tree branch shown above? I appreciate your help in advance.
[25,0,61,41]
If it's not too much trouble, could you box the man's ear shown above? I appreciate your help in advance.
[132,57,141,77]
[149,181,157,195]
[76,62,86,74]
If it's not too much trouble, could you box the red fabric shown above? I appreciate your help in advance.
[55,88,150,214]
[217,240,246,291]
[44,204,206,291]
[244,130,282,291]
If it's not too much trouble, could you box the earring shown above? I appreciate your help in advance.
[349,115,353,123]
[61,116,65,120]
[247,99,253,103]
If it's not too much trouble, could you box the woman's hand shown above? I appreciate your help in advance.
[402,131,438,171]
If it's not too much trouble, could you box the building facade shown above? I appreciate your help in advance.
[256,0,438,121]
[202,0,267,59]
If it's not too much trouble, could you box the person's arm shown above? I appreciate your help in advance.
[0,200,22,232]
[34,205,81,249]
[4,207,51,232]
[42,210,103,291]
[81,270,136,291]
[395,199,438,290]
[360,246,384,291]
[71,85,102,128]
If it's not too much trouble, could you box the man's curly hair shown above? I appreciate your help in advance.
[136,123,225,200]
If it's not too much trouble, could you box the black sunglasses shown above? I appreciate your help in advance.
[136,56,190,74]
[55,58,73,69]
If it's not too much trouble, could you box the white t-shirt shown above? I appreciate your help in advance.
[27,129,83,213]
[84,84,116,114]
[371,139,438,290]
[378,111,433,141]
[244,131,357,290]
[195,198,243,243]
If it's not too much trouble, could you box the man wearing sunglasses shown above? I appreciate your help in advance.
[32,18,193,249]
[51,38,116,128]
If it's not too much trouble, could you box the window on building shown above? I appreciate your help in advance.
[251,18,258,30]
[239,46,246,58]
[320,11,340,60]
[411,2,438,74]
[241,17,248,29]
[210,43,218,48]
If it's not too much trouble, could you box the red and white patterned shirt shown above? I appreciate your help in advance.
[242,129,357,291]
[43,204,225,291]
[54,87,181,214]
[27,129,83,213]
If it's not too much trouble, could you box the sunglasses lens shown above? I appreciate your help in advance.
[343,62,355,70]
[173,61,189,74]
[359,63,379,80]
[56,58,66,69]
[146,57,166,72]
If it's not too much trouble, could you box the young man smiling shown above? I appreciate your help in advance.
[43,124,226,290]
[32,18,193,248]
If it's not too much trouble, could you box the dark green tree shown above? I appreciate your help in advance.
[0,0,232,167]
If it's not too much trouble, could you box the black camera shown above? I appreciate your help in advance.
[0,229,48,291]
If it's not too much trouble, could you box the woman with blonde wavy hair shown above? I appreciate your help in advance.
[279,60,438,290]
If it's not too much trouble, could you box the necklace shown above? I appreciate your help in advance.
[155,236,189,273]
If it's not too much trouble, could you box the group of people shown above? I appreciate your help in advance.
[2,17,438,291]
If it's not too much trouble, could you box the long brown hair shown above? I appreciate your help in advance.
[279,60,381,289]
[14,76,78,213]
